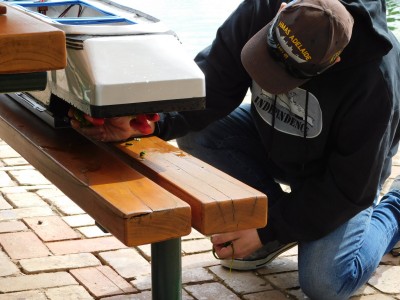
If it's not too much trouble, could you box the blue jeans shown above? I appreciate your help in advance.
[177,104,400,299]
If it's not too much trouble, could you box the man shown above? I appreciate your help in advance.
[70,0,400,298]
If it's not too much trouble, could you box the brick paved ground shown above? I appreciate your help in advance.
[0,137,400,299]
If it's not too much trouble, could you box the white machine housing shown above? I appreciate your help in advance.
[6,0,206,118]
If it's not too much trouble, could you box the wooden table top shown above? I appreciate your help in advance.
[0,3,66,74]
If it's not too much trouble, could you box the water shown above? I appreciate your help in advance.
[388,0,400,36]
[114,0,400,56]
[114,0,243,57]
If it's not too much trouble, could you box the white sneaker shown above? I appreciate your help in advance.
[390,241,400,257]
[220,241,297,271]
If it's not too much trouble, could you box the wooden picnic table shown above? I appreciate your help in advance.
[0,4,268,298]
[0,93,268,299]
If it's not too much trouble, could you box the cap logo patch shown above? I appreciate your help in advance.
[276,21,311,63]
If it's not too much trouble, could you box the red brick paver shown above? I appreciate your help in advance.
[0,231,50,259]
[1,136,400,299]
[0,272,77,293]
[19,253,101,274]
[71,266,136,297]
[0,220,26,233]
[24,215,80,241]
[46,236,126,255]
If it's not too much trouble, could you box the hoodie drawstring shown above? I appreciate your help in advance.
[268,95,278,160]
[302,91,309,170]
[268,92,309,172]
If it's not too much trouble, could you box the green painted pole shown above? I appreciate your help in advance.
[151,238,182,300]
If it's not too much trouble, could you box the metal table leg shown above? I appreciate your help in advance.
[151,238,182,300]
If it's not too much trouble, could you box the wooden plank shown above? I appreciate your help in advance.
[112,137,268,235]
[0,94,191,246]
[0,4,66,74]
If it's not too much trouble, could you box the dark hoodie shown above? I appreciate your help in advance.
[156,0,400,244]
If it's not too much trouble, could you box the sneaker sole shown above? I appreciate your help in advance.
[220,242,297,271]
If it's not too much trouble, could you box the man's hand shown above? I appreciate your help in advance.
[68,108,159,142]
[129,113,160,135]
[211,229,263,259]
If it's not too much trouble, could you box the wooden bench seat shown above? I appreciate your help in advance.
[0,94,192,246]
[0,93,268,299]
[0,93,268,243]
[112,137,268,235]
[0,93,268,244]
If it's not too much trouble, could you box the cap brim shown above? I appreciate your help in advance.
[241,22,307,94]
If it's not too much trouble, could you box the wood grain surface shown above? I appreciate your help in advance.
[0,4,66,74]
[0,94,191,246]
[112,136,268,235]
[0,91,268,243]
